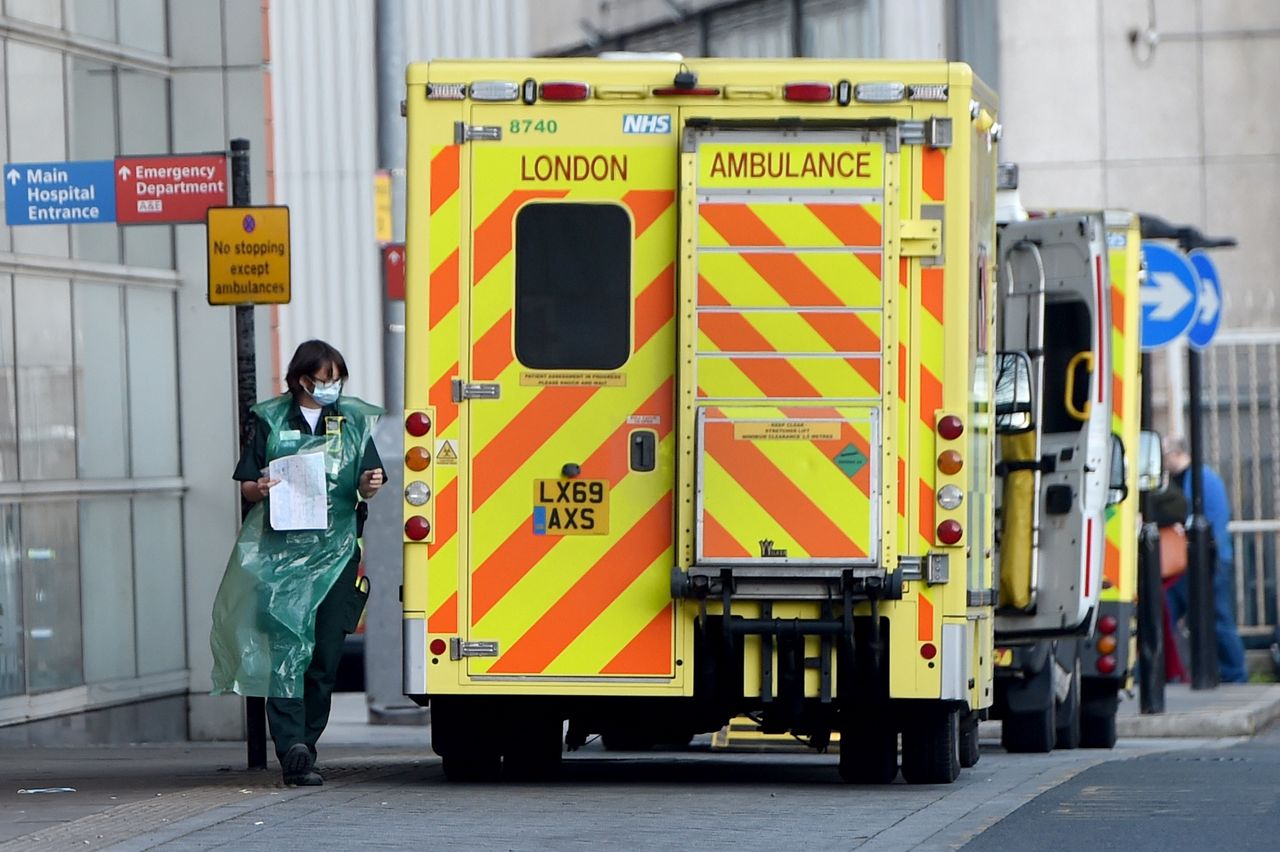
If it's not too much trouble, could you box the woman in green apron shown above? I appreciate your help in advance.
[211,340,385,785]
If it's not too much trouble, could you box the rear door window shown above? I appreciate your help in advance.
[514,202,631,370]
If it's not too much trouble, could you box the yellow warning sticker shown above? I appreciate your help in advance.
[733,421,840,441]
[994,648,1014,667]
[435,440,458,465]
[519,371,626,387]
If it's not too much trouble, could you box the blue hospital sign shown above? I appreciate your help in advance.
[3,160,117,225]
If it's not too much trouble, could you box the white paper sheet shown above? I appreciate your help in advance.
[268,452,328,530]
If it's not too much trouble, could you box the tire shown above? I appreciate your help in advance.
[959,711,981,768]
[900,706,961,785]
[503,717,564,781]
[1080,698,1118,749]
[838,727,899,784]
[1001,704,1055,754]
[1054,656,1082,751]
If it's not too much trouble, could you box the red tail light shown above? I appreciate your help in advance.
[652,86,721,97]
[429,638,448,656]
[784,82,833,102]
[540,81,590,101]
[920,642,938,660]
[937,520,963,545]
[1098,615,1118,635]
[1096,654,1117,674]
[405,516,431,541]
[405,412,432,437]
[938,415,964,440]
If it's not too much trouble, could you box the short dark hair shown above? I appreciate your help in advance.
[285,339,349,397]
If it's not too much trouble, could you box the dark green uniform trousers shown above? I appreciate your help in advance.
[267,555,359,764]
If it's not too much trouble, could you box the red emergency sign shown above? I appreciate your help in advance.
[384,243,406,301]
[115,154,228,224]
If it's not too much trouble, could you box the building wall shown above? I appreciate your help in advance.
[997,0,1280,334]
[0,0,271,742]
[530,0,945,60]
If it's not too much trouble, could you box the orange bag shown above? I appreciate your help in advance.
[1159,523,1188,580]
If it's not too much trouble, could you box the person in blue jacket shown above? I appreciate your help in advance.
[1163,435,1248,682]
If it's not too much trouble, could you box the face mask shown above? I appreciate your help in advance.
[310,380,342,406]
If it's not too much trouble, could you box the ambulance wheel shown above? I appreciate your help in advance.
[503,721,564,781]
[900,706,961,785]
[1080,682,1119,749]
[838,725,898,784]
[959,710,981,768]
[1001,704,1055,754]
[442,751,501,782]
[1054,656,1082,750]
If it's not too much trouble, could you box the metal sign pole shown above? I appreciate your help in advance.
[1137,352,1166,713]
[228,137,269,768]
[1185,349,1219,689]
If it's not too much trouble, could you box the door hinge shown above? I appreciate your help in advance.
[451,379,501,402]
[900,219,942,257]
[450,638,499,660]
[453,121,503,144]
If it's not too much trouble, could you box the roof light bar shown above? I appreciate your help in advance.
[540,81,590,101]
[854,81,905,103]
[470,81,520,102]
[783,82,834,102]
[426,82,466,101]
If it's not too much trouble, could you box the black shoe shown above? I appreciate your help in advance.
[283,770,324,786]
[281,742,313,777]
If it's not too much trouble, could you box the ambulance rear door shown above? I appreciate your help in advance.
[997,214,1110,637]
[460,102,680,681]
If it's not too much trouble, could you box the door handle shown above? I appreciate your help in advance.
[630,430,656,472]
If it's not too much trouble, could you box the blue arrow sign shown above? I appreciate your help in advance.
[1187,251,1223,350]
[3,160,116,225]
[1140,241,1200,350]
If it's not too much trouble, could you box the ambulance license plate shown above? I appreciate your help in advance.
[533,479,610,535]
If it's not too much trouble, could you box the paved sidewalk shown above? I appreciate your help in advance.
[0,685,1277,850]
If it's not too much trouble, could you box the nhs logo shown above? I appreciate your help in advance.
[622,114,672,134]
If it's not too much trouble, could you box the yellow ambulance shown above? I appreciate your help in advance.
[401,57,1000,784]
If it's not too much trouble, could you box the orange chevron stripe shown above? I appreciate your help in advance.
[430,145,460,214]
[921,147,945,202]
[1113,376,1125,423]
[917,591,934,642]
[429,249,459,329]
[698,274,730,306]
[920,479,935,544]
[699,277,881,390]
[699,203,783,246]
[707,424,863,557]
[898,457,907,519]
[699,311,879,354]
[804,203,882,247]
[922,268,944,323]
[1104,538,1121,589]
[430,367,458,432]
[602,605,673,675]
[775,407,875,498]
[635,264,676,347]
[473,189,570,285]
[921,367,943,425]
[702,511,751,557]
[488,494,674,674]
[471,380,674,622]
[1111,286,1126,331]
[472,386,598,511]
[473,311,513,381]
[740,253,880,306]
[623,189,675,238]
[429,591,458,633]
